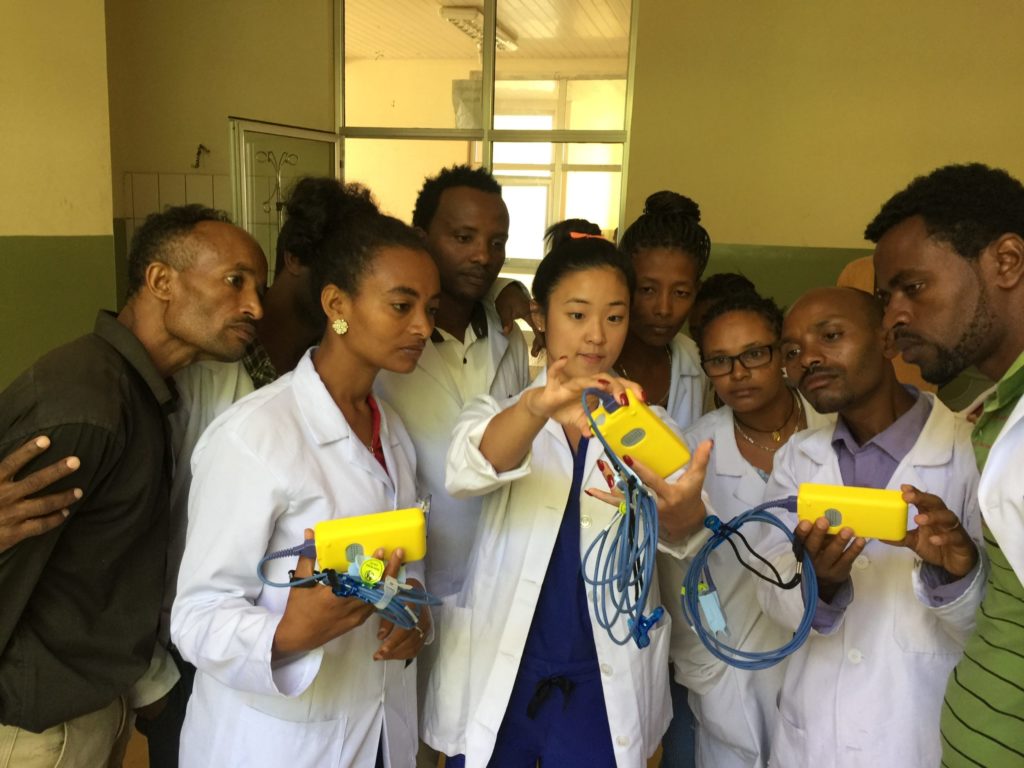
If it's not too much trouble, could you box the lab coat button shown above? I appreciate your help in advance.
[600,663,613,676]
[848,649,863,664]
[580,515,592,528]
[854,557,870,570]
[616,735,630,747]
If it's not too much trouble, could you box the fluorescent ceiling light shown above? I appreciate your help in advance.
[439,6,519,52]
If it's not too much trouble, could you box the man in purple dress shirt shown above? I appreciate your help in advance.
[757,286,984,767]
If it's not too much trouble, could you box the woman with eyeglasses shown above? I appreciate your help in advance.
[665,291,831,768]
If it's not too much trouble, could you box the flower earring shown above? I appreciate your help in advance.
[332,318,349,336]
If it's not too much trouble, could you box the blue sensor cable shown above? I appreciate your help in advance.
[682,497,817,669]
[580,387,665,649]
[257,540,441,630]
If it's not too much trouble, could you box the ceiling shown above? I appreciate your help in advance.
[344,0,631,61]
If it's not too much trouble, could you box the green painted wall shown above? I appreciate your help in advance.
[0,236,117,389]
[703,243,868,308]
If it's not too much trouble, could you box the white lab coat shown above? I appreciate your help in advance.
[662,402,832,768]
[131,360,255,708]
[421,373,672,767]
[172,351,422,768]
[375,303,530,599]
[665,333,706,431]
[756,394,984,768]
[975,389,1024,583]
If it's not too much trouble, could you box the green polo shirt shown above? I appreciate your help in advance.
[941,350,1024,766]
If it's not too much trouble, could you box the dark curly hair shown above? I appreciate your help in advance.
[127,204,232,296]
[412,165,502,231]
[619,191,711,277]
[311,211,428,303]
[864,163,1024,259]
[696,291,784,354]
[276,177,379,274]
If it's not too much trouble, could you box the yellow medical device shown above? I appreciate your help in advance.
[797,483,909,540]
[589,388,691,477]
[314,505,427,572]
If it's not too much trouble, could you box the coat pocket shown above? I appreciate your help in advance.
[233,705,349,768]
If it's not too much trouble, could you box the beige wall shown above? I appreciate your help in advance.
[624,0,1024,248]
[0,0,112,236]
[105,0,336,218]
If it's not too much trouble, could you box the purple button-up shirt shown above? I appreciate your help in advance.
[812,389,977,630]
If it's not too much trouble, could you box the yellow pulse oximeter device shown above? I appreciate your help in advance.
[314,505,428,572]
[589,388,692,477]
[796,483,908,540]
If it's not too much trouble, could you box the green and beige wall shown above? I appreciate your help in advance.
[5,0,1024,389]
[1,0,116,388]
[624,0,1024,302]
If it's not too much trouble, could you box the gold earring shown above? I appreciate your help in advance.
[332,317,349,336]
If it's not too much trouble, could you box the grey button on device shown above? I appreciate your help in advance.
[621,428,646,447]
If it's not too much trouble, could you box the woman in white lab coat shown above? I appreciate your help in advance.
[171,207,441,768]
[423,234,697,768]
[665,293,831,768]
[612,192,710,767]
[614,190,710,430]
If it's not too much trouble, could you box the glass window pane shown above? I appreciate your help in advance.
[567,143,623,165]
[343,138,473,221]
[239,130,335,277]
[494,142,622,260]
[502,185,549,261]
[495,1,632,130]
[565,170,621,237]
[345,0,483,129]
[493,114,554,166]
[566,79,628,131]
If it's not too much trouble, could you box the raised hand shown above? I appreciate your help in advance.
[586,439,713,542]
[883,484,977,578]
[494,281,545,354]
[523,357,631,435]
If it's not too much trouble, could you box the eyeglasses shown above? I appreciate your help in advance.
[701,345,775,377]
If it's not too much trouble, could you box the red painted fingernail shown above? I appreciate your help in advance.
[641,389,648,403]
[584,488,596,497]
[623,455,634,467]
[619,393,629,406]
[598,378,610,386]
[597,459,606,471]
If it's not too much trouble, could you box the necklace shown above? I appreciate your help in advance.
[614,345,672,406]
[734,390,799,442]
[733,393,804,453]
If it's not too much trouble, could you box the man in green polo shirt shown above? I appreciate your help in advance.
[868,162,1024,767]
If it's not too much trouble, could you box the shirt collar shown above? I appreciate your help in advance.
[431,302,490,343]
[831,385,931,463]
[241,337,279,389]
[982,348,1024,414]
[94,310,178,413]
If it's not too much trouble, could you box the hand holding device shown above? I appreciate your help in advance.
[588,388,691,477]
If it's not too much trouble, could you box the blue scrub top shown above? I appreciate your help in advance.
[522,437,599,666]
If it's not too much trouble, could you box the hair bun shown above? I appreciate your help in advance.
[643,190,700,222]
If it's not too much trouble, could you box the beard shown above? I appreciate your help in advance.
[915,290,995,386]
